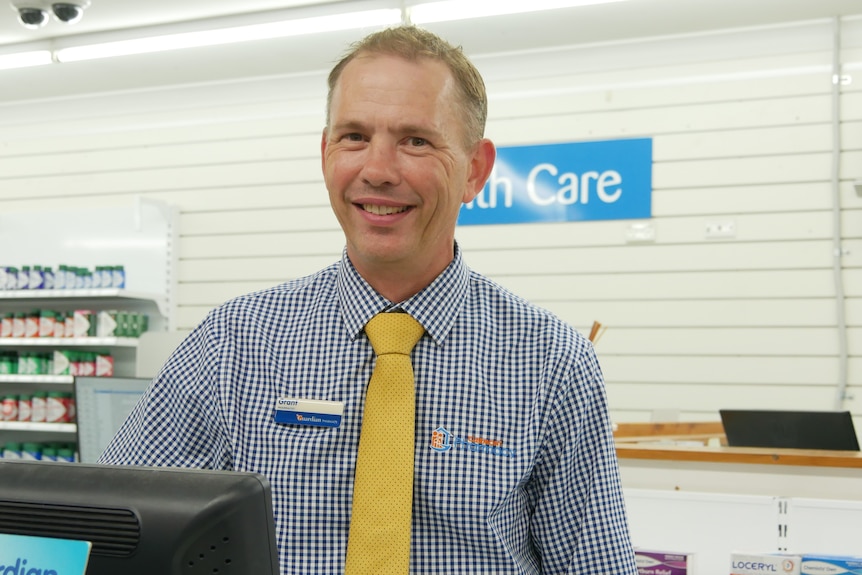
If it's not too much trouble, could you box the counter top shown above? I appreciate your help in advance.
[613,421,862,469]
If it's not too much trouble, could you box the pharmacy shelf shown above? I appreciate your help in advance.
[0,337,139,348]
[0,422,75,433]
[0,289,167,319]
[0,375,73,385]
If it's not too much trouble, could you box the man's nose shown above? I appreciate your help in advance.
[361,140,401,188]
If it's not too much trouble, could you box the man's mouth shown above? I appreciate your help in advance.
[361,204,409,215]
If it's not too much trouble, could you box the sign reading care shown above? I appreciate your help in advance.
[458,138,652,226]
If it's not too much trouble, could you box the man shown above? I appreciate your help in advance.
[101,25,638,574]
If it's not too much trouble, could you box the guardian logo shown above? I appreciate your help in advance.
[430,426,516,458]
[0,533,90,575]
[0,558,58,575]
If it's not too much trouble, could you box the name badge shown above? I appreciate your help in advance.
[274,397,344,428]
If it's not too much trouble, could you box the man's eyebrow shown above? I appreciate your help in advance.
[398,124,439,139]
[330,120,440,139]
[330,120,366,133]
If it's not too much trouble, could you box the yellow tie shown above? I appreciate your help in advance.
[345,312,425,575]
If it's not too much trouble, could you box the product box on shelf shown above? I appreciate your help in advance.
[635,549,696,575]
[731,552,862,575]
[800,554,862,574]
[730,552,801,575]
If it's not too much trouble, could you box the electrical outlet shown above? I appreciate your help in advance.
[626,222,655,243]
[705,220,736,238]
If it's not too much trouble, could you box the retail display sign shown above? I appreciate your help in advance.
[458,137,652,226]
[0,533,91,575]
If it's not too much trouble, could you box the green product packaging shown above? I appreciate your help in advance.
[57,447,75,462]
[21,442,41,460]
[2,442,22,459]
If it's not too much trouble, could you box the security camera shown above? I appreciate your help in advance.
[13,5,49,28]
[51,0,89,24]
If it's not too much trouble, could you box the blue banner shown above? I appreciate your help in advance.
[458,138,652,226]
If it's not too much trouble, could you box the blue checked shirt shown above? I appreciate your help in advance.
[101,244,637,575]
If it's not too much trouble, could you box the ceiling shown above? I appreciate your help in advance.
[1,0,861,104]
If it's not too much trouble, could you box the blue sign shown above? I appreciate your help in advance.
[0,533,91,575]
[458,138,652,226]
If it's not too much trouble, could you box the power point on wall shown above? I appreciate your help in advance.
[625,222,656,243]
[705,220,736,239]
[854,179,862,197]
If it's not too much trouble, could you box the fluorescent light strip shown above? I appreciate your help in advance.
[57,8,402,63]
[410,0,629,24]
[0,50,53,70]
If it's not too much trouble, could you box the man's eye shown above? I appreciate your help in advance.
[344,133,363,142]
[408,137,428,147]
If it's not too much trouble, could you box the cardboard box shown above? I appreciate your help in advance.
[800,554,862,575]
[730,552,801,575]
[635,549,696,575]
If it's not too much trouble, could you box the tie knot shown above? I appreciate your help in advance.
[365,313,424,356]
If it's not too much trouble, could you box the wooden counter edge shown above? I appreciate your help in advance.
[615,441,862,469]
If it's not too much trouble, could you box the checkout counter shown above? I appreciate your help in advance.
[613,422,862,575]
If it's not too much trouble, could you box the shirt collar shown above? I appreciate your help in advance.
[336,242,469,347]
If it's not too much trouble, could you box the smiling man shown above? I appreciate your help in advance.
[322,37,495,303]
[100,25,638,575]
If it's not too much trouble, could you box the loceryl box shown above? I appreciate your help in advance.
[730,552,801,575]
[635,549,696,575]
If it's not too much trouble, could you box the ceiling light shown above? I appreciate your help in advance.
[409,0,629,24]
[55,8,402,63]
[0,49,52,70]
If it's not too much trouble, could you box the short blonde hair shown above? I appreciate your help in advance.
[326,25,488,147]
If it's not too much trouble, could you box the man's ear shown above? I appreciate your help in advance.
[463,139,496,204]
[320,128,329,175]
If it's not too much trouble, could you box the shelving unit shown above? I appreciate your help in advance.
[0,290,167,450]
[0,289,167,376]
[0,200,177,456]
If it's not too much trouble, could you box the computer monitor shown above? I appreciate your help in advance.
[0,460,280,574]
[74,376,151,463]
[720,409,860,451]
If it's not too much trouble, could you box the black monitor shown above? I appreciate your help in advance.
[720,409,860,451]
[0,460,280,574]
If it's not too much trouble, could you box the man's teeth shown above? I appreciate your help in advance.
[362,204,408,215]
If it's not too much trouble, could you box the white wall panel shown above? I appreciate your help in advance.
[0,135,319,179]
[180,206,338,236]
[545,299,836,328]
[178,255,339,283]
[592,327,841,357]
[487,61,832,120]
[463,242,832,274]
[607,383,840,412]
[655,125,832,160]
[656,183,832,215]
[0,16,860,422]
[180,230,344,258]
[488,95,833,145]
[494,270,834,301]
[601,355,839,386]
[0,159,322,199]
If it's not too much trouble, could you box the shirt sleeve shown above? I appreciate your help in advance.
[528,341,638,575]
[99,314,234,469]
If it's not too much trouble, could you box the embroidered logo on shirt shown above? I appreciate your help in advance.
[430,426,516,458]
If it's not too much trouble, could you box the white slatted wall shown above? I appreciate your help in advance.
[0,16,860,426]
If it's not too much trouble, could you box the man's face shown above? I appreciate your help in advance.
[322,53,493,289]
